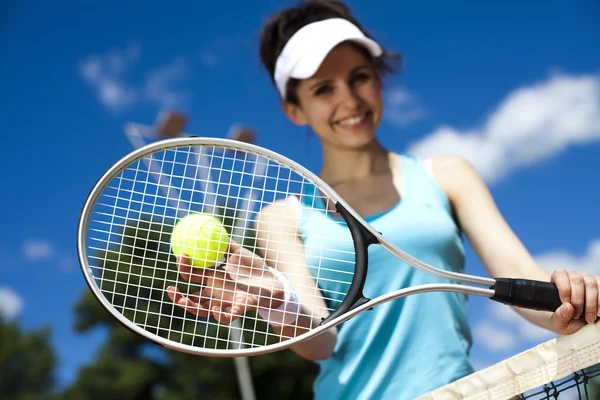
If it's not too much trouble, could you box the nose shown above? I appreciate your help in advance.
[338,84,360,110]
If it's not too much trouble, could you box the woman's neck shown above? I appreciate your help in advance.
[319,140,391,186]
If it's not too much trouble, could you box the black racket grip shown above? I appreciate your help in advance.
[491,278,563,312]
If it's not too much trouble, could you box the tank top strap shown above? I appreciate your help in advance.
[399,154,452,214]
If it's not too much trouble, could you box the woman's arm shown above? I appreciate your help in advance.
[255,196,337,361]
[432,156,599,335]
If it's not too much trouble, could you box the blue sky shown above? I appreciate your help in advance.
[1,0,599,389]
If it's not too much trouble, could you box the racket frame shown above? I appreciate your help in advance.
[77,137,560,357]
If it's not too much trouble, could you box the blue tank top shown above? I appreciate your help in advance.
[297,154,474,400]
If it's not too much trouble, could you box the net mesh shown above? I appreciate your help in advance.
[416,321,600,399]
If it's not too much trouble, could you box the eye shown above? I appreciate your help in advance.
[351,72,370,83]
[314,84,332,96]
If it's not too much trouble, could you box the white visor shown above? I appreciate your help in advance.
[273,18,383,98]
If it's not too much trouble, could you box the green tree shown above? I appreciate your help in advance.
[0,315,57,400]
[66,214,318,399]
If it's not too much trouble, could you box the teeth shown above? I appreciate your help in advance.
[338,114,366,126]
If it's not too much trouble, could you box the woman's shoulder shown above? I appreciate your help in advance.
[256,195,302,228]
[421,155,486,203]
[393,153,476,179]
[392,152,471,169]
[428,155,480,186]
[392,153,482,198]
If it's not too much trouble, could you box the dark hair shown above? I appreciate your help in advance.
[259,0,402,104]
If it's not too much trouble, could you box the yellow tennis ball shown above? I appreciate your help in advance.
[170,213,230,268]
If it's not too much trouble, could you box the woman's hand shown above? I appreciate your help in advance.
[550,268,600,335]
[166,240,286,324]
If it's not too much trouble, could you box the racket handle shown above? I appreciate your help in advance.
[491,278,563,312]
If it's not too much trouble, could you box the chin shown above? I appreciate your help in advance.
[333,117,380,148]
[340,133,378,149]
[318,123,380,150]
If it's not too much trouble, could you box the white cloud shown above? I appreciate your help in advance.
[78,42,140,111]
[472,319,516,352]
[22,239,55,261]
[491,301,555,342]
[0,287,24,319]
[535,239,600,276]
[79,43,191,112]
[384,87,427,127]
[407,72,600,183]
[144,59,190,109]
[20,239,77,273]
[474,301,553,354]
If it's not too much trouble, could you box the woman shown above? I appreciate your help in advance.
[167,1,599,398]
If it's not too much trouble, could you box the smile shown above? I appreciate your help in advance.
[336,112,370,127]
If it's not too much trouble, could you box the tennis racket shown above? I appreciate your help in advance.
[77,137,562,357]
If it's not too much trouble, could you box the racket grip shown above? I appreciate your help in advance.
[491,278,563,312]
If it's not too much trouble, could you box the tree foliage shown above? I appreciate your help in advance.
[0,315,57,400]
[65,213,318,399]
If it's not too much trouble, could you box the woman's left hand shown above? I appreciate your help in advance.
[166,240,286,324]
[550,268,600,335]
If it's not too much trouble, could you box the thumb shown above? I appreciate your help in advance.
[228,240,242,255]
[551,302,583,335]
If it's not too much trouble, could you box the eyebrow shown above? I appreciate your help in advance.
[308,64,371,91]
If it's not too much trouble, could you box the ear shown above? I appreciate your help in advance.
[281,100,309,126]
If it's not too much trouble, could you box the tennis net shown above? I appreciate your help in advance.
[417,320,600,400]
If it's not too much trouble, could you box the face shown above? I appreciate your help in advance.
[283,42,384,150]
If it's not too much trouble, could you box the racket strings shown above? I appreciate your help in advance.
[87,213,356,257]
[86,144,356,350]
[88,242,352,307]
[88,249,346,316]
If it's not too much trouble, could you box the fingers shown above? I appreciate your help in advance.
[176,255,218,284]
[210,291,258,324]
[583,273,598,324]
[166,285,257,324]
[176,255,193,281]
[228,240,242,255]
[227,240,266,270]
[166,286,211,318]
[597,277,600,318]
[551,268,599,325]
[551,268,572,304]
[568,271,586,320]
